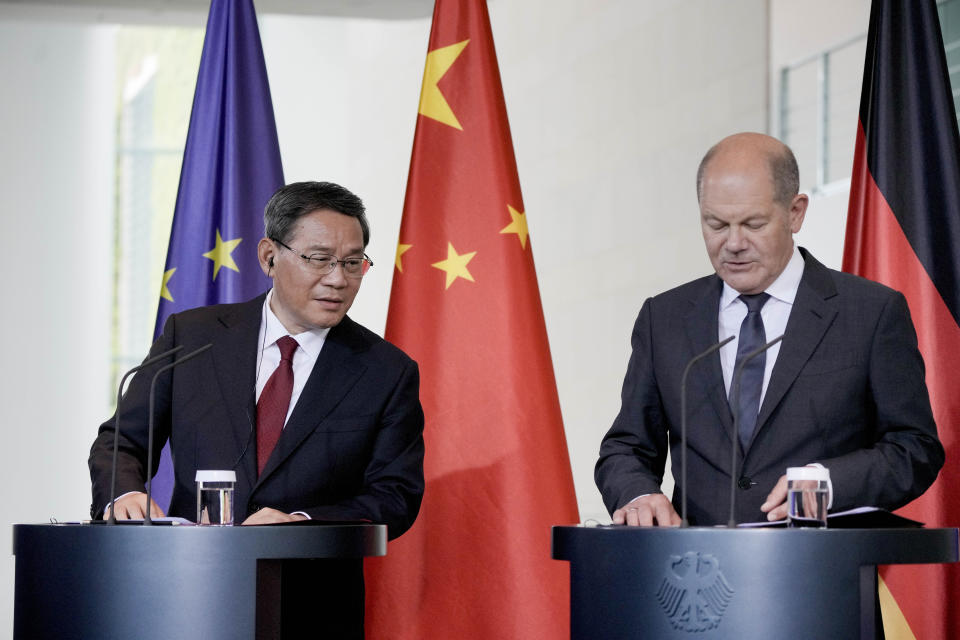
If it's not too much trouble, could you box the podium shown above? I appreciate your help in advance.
[13,522,386,640]
[552,526,959,639]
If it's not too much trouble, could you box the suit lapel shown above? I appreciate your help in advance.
[752,250,838,441]
[682,275,734,445]
[210,295,264,491]
[255,316,368,484]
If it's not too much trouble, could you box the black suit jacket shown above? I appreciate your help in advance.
[89,294,425,539]
[595,249,943,525]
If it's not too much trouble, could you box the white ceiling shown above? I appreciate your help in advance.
[0,0,434,22]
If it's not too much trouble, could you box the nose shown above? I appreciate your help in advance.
[320,262,349,288]
[725,225,748,252]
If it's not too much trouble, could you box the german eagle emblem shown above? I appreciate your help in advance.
[655,551,733,632]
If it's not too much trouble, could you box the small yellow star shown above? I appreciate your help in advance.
[418,39,469,130]
[431,242,477,289]
[395,243,413,272]
[499,205,529,249]
[202,229,242,280]
[159,268,176,302]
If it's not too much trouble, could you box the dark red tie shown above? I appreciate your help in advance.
[257,335,298,476]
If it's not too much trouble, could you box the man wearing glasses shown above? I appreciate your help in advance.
[88,181,424,636]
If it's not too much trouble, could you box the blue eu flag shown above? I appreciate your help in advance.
[152,0,284,508]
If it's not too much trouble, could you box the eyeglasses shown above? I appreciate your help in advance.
[272,238,373,278]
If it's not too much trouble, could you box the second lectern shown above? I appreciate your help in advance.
[552,526,958,639]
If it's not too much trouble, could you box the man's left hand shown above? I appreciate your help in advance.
[760,474,789,521]
[241,507,308,525]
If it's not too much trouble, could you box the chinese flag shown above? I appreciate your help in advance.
[364,0,579,638]
[843,1,960,638]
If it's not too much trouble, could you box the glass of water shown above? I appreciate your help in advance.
[786,466,830,528]
[195,470,236,525]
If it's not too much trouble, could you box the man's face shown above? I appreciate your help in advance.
[263,209,365,333]
[699,160,806,294]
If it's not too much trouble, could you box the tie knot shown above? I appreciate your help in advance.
[739,292,770,313]
[276,335,298,362]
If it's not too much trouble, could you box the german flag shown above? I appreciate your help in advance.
[843,1,960,637]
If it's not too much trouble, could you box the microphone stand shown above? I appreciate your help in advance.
[143,344,213,525]
[107,346,184,525]
[679,335,734,527]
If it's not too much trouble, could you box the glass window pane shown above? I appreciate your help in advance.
[112,27,202,387]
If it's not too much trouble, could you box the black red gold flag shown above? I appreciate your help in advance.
[844,1,960,637]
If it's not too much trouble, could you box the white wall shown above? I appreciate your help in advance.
[0,0,879,634]
[259,14,428,330]
[770,0,870,269]
[0,18,116,635]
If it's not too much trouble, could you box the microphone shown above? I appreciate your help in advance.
[727,334,784,528]
[679,336,734,527]
[143,343,213,525]
[106,346,184,525]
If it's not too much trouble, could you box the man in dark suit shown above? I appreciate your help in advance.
[595,133,943,527]
[89,181,424,636]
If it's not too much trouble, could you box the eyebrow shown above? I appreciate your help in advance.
[303,244,364,255]
[702,212,767,223]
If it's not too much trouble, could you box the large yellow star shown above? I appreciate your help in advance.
[499,205,529,249]
[202,229,242,280]
[160,268,176,302]
[418,39,469,130]
[395,243,413,272]
[431,242,477,289]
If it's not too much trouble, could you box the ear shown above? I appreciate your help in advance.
[788,193,808,234]
[257,237,276,277]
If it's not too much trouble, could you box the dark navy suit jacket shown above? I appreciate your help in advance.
[595,249,943,525]
[89,293,425,539]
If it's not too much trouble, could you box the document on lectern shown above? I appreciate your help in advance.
[738,506,923,529]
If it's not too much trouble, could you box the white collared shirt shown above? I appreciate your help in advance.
[255,289,330,427]
[718,244,804,405]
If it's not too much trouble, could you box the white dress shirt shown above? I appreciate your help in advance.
[718,244,804,404]
[256,289,330,427]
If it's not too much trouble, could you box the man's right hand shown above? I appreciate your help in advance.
[104,492,166,520]
[611,494,681,527]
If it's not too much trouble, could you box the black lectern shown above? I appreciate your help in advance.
[552,526,958,640]
[13,523,386,640]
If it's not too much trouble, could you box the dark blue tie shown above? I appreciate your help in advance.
[733,293,770,450]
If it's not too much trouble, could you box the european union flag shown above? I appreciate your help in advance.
[152,0,284,508]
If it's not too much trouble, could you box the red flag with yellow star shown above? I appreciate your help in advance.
[364,0,579,637]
